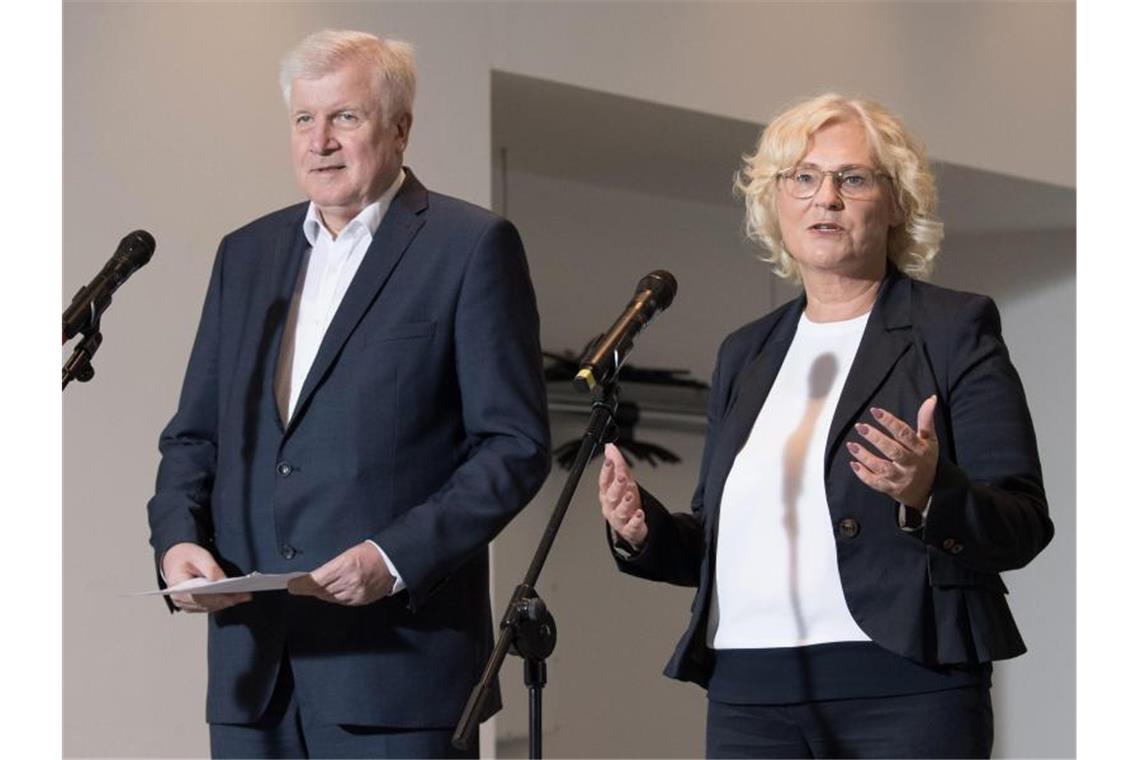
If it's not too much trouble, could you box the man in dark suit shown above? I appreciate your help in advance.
[147,30,550,758]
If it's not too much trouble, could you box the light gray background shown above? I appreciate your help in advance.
[63,2,1074,757]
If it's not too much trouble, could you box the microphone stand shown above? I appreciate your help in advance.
[452,382,620,758]
[62,285,113,390]
[62,314,104,391]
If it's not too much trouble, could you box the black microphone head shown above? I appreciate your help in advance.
[637,270,677,311]
[115,229,156,269]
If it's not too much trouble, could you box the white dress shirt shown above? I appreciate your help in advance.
[274,169,407,594]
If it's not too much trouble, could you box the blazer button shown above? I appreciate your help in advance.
[942,537,957,551]
[281,544,296,560]
[276,462,293,477]
[838,518,860,538]
[950,543,964,555]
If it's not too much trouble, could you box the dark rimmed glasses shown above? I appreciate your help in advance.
[776,164,892,200]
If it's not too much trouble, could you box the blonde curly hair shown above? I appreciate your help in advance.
[735,93,943,281]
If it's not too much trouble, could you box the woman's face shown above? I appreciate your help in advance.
[776,119,901,280]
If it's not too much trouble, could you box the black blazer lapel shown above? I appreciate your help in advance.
[287,170,429,433]
[701,297,804,540]
[824,267,913,477]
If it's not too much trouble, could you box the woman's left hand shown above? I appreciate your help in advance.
[847,395,939,509]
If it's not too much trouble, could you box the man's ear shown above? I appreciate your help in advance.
[394,112,412,148]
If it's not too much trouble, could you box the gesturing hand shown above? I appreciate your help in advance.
[287,542,394,606]
[162,542,252,613]
[847,395,940,509]
[598,443,648,551]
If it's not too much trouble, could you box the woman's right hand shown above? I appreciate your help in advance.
[598,443,648,551]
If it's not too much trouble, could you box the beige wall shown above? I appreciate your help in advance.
[63,2,1074,757]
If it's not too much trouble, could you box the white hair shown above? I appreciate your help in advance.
[279,29,416,127]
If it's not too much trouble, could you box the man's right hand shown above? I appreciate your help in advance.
[161,542,252,613]
[599,443,648,551]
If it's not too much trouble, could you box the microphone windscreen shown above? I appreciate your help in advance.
[116,229,156,268]
[636,270,677,310]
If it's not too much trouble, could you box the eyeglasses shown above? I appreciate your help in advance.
[776,165,892,200]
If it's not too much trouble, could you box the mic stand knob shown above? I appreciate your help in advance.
[62,319,104,390]
[508,590,557,760]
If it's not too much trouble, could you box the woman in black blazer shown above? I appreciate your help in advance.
[599,94,1052,759]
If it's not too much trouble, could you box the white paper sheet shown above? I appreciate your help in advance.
[131,571,309,596]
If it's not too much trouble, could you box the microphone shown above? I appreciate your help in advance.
[63,229,156,343]
[574,270,677,393]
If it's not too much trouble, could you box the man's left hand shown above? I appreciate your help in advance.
[847,395,939,509]
[287,542,395,606]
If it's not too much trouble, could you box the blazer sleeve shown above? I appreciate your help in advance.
[370,218,551,609]
[607,335,735,587]
[145,239,227,597]
[921,295,1054,573]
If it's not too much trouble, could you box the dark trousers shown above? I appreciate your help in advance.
[209,654,479,759]
[707,686,993,759]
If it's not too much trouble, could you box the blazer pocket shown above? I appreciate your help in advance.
[926,546,1009,594]
[366,320,437,343]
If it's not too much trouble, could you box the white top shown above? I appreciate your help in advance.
[708,310,871,649]
[272,169,407,593]
[274,169,406,423]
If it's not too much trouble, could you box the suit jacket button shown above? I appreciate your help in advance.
[281,544,296,560]
[277,462,293,477]
[942,537,956,551]
[950,543,964,555]
[838,518,860,538]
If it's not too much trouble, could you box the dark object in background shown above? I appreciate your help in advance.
[544,350,709,471]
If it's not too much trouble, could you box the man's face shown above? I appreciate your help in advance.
[289,62,410,233]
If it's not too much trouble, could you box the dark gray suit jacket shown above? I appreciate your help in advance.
[148,170,551,725]
[614,265,1052,687]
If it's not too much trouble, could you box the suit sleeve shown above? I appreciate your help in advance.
[921,295,1054,572]
[606,337,735,587]
[146,240,226,594]
[370,218,551,609]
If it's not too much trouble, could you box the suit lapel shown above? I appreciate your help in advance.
[702,297,804,539]
[823,267,913,476]
[286,170,429,433]
[703,267,914,534]
[263,213,310,434]
[716,303,802,468]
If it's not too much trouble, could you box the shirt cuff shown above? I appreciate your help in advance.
[159,549,170,583]
[898,494,934,533]
[366,540,406,594]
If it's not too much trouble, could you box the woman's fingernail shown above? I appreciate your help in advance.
[870,408,884,419]
[855,423,869,435]
[846,442,859,454]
